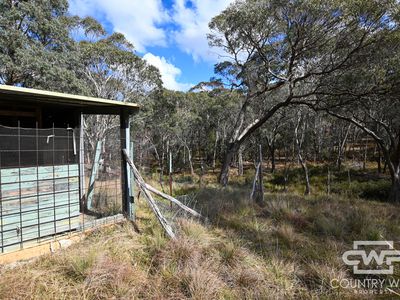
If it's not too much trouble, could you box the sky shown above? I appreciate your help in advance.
[68,0,234,91]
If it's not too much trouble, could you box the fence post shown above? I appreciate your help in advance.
[79,113,86,211]
[120,110,134,220]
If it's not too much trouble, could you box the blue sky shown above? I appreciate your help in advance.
[68,0,234,91]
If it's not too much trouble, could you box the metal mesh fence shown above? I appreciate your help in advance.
[81,115,123,223]
[0,124,80,252]
[0,116,126,253]
[0,125,78,168]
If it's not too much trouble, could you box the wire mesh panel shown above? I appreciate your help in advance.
[82,115,123,226]
[0,125,80,253]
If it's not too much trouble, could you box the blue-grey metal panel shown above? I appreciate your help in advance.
[0,164,80,252]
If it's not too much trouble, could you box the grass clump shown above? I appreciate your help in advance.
[1,167,399,299]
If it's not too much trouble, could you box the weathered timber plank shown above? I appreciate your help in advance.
[1,204,80,231]
[0,165,79,184]
[2,190,79,213]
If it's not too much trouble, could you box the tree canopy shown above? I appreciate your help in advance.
[208,0,400,189]
[1,0,400,201]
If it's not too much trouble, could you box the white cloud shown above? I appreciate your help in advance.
[171,0,234,62]
[69,0,233,60]
[143,53,193,91]
[69,0,168,52]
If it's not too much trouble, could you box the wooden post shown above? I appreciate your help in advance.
[122,150,176,238]
[169,151,173,208]
[120,111,134,220]
[130,141,135,218]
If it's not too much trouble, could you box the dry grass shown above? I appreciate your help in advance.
[0,165,399,299]
[0,211,364,299]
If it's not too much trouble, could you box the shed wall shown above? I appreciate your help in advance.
[0,126,80,252]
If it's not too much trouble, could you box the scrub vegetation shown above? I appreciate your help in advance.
[1,0,400,298]
[1,166,399,299]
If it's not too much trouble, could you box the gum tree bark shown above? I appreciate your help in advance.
[238,146,244,176]
[336,124,351,171]
[294,113,311,195]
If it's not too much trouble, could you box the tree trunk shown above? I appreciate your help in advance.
[218,91,293,186]
[378,142,399,202]
[363,138,368,171]
[387,147,400,202]
[238,147,244,176]
[377,146,382,173]
[283,147,290,192]
[295,114,311,195]
[257,145,264,204]
[212,130,219,170]
[187,147,195,176]
[336,124,351,171]
[250,145,264,205]
[327,168,331,195]
[219,142,240,186]
[159,146,165,192]
[390,173,400,203]
[266,136,276,173]
[270,145,276,173]
[299,152,311,195]
[182,143,195,177]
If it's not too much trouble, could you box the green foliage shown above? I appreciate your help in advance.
[79,32,161,100]
[0,0,86,92]
[208,0,400,192]
[332,179,391,200]
[0,0,161,99]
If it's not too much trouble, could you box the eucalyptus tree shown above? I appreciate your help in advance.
[79,31,161,101]
[187,85,242,168]
[299,12,400,201]
[208,0,397,185]
[78,25,162,157]
[0,0,87,92]
[261,110,289,173]
[294,109,314,195]
[315,68,400,202]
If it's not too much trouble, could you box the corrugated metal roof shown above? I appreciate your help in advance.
[0,85,140,112]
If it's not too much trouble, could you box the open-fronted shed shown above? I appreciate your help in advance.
[0,85,138,254]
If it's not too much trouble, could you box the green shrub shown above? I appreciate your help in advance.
[331,179,390,201]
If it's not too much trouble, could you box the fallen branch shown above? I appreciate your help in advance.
[123,149,204,220]
[143,183,203,219]
[123,149,176,239]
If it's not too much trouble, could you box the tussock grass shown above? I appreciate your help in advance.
[0,213,330,298]
[0,165,398,299]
